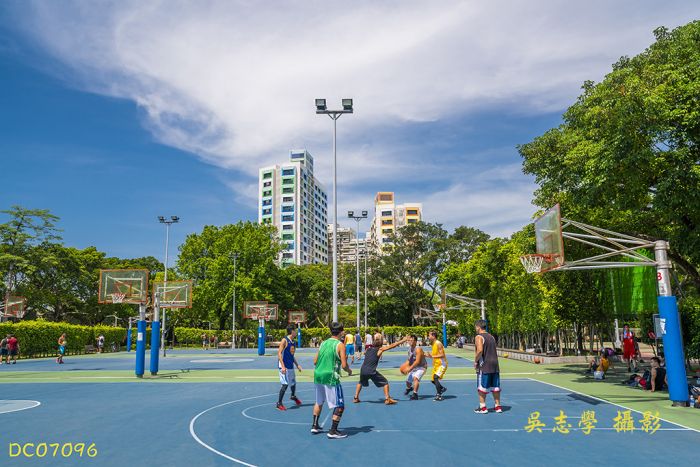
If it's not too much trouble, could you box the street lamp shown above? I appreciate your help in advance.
[230,252,238,350]
[348,210,368,330]
[316,98,353,322]
[158,215,179,358]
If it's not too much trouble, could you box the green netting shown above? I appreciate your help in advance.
[603,249,657,318]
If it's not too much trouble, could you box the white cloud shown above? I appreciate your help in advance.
[11,0,698,236]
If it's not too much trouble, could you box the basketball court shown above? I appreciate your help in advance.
[0,349,697,466]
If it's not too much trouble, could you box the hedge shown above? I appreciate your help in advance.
[0,321,128,358]
[172,325,451,348]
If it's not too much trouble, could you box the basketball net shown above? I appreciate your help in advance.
[111,293,126,304]
[520,255,545,273]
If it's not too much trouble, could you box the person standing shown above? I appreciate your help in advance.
[355,330,363,360]
[365,331,373,351]
[0,335,8,364]
[7,334,19,364]
[277,325,303,410]
[404,334,428,400]
[344,330,355,364]
[354,334,407,404]
[57,333,67,364]
[97,334,105,353]
[424,330,448,401]
[311,322,352,439]
[473,319,502,414]
[622,325,638,372]
[201,333,208,350]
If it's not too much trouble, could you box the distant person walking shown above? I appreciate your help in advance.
[622,325,638,372]
[0,335,8,364]
[355,330,363,360]
[473,320,502,414]
[57,333,67,364]
[97,334,105,353]
[7,334,19,364]
[201,334,208,350]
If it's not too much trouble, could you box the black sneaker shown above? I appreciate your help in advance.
[409,393,419,400]
[439,386,447,395]
[310,425,322,434]
[327,430,348,439]
[474,406,488,414]
[433,395,444,401]
[404,387,413,396]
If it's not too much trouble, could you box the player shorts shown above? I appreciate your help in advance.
[279,367,296,386]
[477,371,501,393]
[346,344,355,356]
[9,349,17,356]
[0,349,7,356]
[58,346,65,355]
[315,383,344,409]
[359,371,388,387]
[623,348,635,359]
[432,365,447,379]
[407,367,426,383]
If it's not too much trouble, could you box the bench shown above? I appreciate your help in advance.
[84,345,96,354]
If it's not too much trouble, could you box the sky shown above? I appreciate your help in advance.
[1,1,698,260]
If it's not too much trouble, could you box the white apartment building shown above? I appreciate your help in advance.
[258,150,329,266]
[327,225,368,264]
[368,192,422,254]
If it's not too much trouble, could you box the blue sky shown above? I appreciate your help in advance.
[1,1,698,259]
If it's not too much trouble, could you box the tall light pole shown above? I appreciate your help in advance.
[348,210,367,330]
[230,252,238,350]
[364,243,368,328]
[158,215,179,358]
[316,98,353,322]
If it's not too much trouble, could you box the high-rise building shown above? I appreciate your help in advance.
[258,150,329,266]
[328,225,368,263]
[368,192,422,254]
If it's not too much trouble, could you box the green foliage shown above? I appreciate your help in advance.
[0,321,126,357]
[518,20,700,288]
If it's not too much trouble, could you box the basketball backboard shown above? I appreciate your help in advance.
[153,281,192,308]
[244,302,278,320]
[98,269,149,304]
[288,310,307,324]
[533,204,565,271]
[3,296,27,318]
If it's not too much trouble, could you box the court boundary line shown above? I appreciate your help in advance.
[528,378,699,433]
[0,400,41,414]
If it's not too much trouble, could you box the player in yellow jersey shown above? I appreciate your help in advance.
[344,330,356,364]
[424,330,448,401]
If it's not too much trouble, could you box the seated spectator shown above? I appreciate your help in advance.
[646,356,666,392]
[586,350,610,379]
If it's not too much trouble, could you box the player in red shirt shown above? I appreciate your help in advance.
[622,324,638,372]
[7,334,19,364]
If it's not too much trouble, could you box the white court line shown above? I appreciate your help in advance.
[241,403,306,426]
[0,400,41,414]
[189,392,278,467]
[528,378,700,434]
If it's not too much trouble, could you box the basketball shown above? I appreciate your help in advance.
[503,353,509,359]
[399,361,410,374]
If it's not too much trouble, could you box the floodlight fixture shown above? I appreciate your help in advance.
[342,98,353,112]
[315,99,327,112]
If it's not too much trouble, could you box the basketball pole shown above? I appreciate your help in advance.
[257,317,265,356]
[150,294,161,375]
[654,240,689,406]
[126,316,132,353]
[297,322,302,349]
[135,304,147,378]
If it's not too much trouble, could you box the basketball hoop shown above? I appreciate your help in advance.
[520,254,563,273]
[111,293,126,304]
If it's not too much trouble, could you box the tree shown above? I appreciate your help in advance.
[0,206,61,303]
[177,222,283,330]
[519,21,700,289]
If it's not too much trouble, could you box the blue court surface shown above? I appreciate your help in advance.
[0,350,697,466]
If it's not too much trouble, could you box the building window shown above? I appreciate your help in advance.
[282,252,293,259]
[382,238,392,243]
[381,210,392,216]
[407,219,417,224]
[282,234,294,240]
[291,152,304,159]
[263,181,272,187]
[282,168,295,176]
[407,209,418,215]
[282,205,294,212]
[263,190,272,197]
[283,196,293,202]
[282,187,294,194]
[382,228,393,234]
[282,215,294,222]
[282,178,294,185]
[263,172,272,179]
[283,224,293,230]
[381,219,392,225]
[262,199,272,206]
